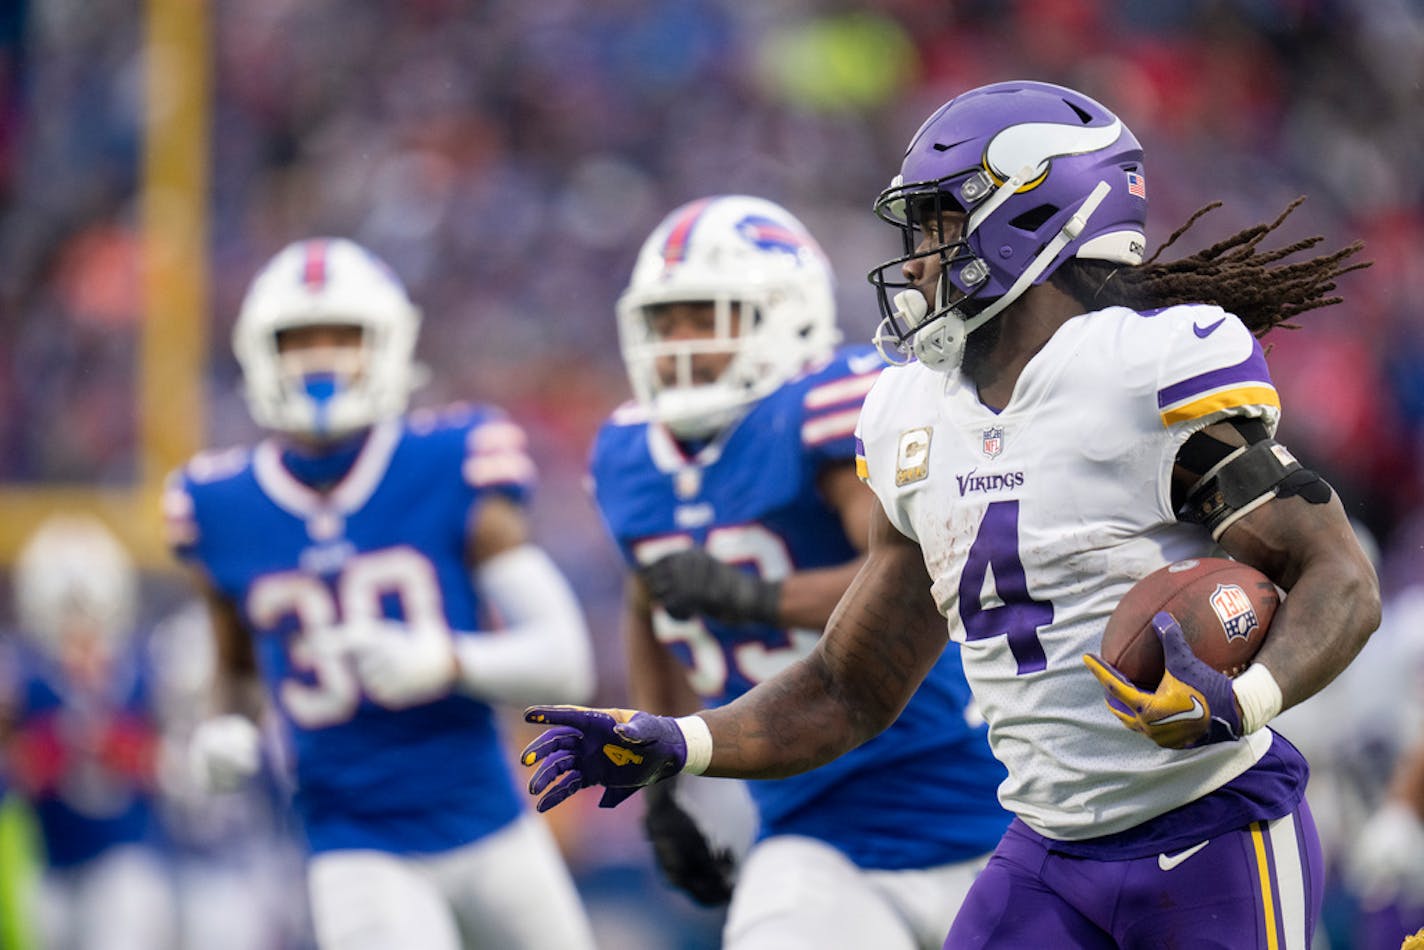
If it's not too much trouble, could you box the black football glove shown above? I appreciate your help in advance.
[640,549,781,626]
[642,777,737,906]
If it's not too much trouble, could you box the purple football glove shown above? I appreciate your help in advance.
[1083,612,1243,749]
[521,705,688,813]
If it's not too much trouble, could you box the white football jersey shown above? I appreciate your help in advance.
[856,303,1282,840]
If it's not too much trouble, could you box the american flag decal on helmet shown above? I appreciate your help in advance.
[1126,172,1146,199]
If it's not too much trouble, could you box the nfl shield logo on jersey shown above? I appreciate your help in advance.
[1209,583,1259,642]
[674,466,702,500]
[981,426,1004,459]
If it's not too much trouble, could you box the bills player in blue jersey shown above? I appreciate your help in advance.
[586,195,1010,948]
[166,238,597,950]
[0,514,177,950]
[523,84,1380,949]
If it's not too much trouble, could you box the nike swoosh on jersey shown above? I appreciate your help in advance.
[847,352,886,375]
[1158,840,1210,871]
[1148,696,1205,725]
[1193,317,1226,338]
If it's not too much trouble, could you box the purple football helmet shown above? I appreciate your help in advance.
[868,80,1146,371]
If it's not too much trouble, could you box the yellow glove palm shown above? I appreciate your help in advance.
[1083,612,1242,749]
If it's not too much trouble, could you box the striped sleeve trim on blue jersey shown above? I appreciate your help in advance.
[804,372,879,410]
[162,471,198,551]
[802,408,861,447]
[1156,342,1278,427]
[162,446,253,553]
[463,419,537,490]
[802,371,878,448]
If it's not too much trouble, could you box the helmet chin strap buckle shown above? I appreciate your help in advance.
[912,310,969,370]
[873,318,914,367]
[873,289,929,366]
[910,284,970,370]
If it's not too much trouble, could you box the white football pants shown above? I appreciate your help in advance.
[307,813,595,950]
[724,834,989,950]
[39,844,178,950]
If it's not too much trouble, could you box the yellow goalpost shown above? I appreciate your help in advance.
[0,0,208,570]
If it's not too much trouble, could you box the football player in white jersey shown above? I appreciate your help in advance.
[169,238,597,950]
[521,81,1380,949]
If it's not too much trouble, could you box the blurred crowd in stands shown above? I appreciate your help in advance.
[1,1,1422,947]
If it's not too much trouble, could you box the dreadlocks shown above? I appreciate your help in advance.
[1052,197,1369,336]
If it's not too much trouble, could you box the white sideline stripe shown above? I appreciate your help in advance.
[1268,813,1306,949]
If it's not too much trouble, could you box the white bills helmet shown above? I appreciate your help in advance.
[15,514,137,660]
[617,195,840,439]
[233,238,421,438]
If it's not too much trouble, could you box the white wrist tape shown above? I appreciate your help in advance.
[676,714,713,776]
[1233,663,1283,735]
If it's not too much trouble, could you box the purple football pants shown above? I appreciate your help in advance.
[946,804,1323,949]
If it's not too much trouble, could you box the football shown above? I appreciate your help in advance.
[1100,558,1279,688]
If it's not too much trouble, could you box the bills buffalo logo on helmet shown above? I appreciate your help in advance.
[736,215,809,259]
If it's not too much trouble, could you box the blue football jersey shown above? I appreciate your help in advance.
[167,404,537,855]
[590,347,1011,870]
[0,638,163,868]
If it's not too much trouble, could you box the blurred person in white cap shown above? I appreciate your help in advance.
[0,513,177,950]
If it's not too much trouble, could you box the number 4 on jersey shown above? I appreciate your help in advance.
[958,500,1053,675]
